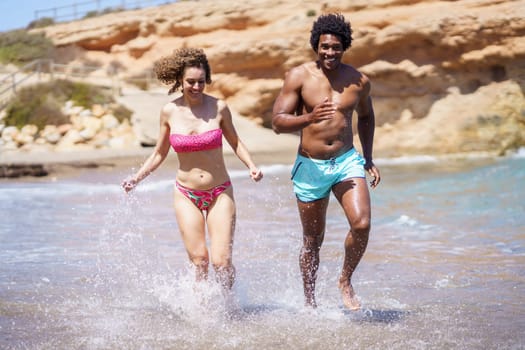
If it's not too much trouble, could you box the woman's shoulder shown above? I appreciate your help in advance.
[160,96,183,113]
[203,94,228,111]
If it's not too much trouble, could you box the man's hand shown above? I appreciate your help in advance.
[364,161,380,188]
[309,97,337,123]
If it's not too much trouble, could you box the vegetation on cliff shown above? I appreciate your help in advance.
[3,79,131,130]
[0,30,54,66]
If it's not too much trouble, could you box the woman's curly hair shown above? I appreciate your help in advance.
[310,13,353,53]
[153,47,212,95]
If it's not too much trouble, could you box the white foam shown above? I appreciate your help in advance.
[508,147,525,159]
[376,155,439,165]
[394,215,419,227]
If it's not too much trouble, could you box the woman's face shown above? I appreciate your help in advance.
[182,66,206,98]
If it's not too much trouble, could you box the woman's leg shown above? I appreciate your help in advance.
[173,188,208,281]
[205,187,236,290]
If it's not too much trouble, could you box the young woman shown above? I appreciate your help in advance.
[122,47,263,290]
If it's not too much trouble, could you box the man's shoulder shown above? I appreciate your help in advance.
[341,63,368,80]
[284,62,319,87]
[287,61,317,76]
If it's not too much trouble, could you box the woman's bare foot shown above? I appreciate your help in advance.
[338,278,361,311]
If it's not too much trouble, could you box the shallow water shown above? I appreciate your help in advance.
[1,151,524,349]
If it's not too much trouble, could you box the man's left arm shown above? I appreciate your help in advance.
[356,79,381,188]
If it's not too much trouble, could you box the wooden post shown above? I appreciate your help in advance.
[11,73,16,93]
[50,60,55,81]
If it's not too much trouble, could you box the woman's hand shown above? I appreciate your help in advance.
[121,177,138,193]
[250,167,263,182]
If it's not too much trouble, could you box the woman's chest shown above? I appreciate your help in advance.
[168,108,221,135]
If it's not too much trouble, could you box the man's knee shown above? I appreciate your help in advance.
[302,233,323,250]
[351,216,371,234]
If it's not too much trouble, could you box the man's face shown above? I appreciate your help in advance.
[317,33,344,71]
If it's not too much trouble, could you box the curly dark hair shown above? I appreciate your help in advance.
[153,47,212,95]
[310,13,353,53]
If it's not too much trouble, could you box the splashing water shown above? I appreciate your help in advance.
[0,155,524,349]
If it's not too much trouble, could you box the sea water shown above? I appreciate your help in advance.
[0,150,524,349]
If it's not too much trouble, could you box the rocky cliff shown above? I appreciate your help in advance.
[35,0,525,157]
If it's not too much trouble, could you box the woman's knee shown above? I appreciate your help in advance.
[188,250,209,267]
[211,255,232,270]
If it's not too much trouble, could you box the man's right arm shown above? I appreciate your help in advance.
[271,67,313,134]
[272,67,336,134]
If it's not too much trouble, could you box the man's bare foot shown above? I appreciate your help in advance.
[338,278,361,311]
[305,295,317,309]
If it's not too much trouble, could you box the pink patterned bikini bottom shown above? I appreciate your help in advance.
[176,180,232,211]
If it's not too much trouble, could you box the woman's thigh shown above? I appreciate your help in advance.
[173,188,207,257]
[205,188,236,264]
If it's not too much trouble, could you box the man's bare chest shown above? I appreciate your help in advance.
[301,79,361,111]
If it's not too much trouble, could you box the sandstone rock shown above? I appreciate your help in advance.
[2,140,18,151]
[1,126,19,142]
[14,132,34,146]
[57,124,73,135]
[101,114,120,129]
[374,80,525,156]
[91,104,106,118]
[57,129,83,147]
[24,0,525,156]
[81,116,103,134]
[0,164,48,178]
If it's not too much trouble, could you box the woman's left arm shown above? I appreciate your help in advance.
[220,101,263,182]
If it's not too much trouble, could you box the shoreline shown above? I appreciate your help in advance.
[1,139,522,179]
[0,144,300,180]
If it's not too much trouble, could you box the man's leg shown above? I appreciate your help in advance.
[332,178,371,310]
[297,197,329,308]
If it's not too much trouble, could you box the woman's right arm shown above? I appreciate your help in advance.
[122,104,173,192]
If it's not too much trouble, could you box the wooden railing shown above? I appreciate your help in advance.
[0,59,52,110]
[0,59,156,111]
[34,0,175,23]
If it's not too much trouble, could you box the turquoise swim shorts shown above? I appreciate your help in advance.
[291,147,366,202]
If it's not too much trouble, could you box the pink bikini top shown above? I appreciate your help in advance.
[169,128,223,153]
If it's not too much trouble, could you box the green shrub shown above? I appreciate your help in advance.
[4,85,68,129]
[69,81,109,108]
[0,30,54,66]
[82,6,124,19]
[307,9,316,17]
[4,79,131,130]
[83,10,100,19]
[111,103,133,123]
[27,17,55,29]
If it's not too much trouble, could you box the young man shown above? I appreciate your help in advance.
[272,13,380,310]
